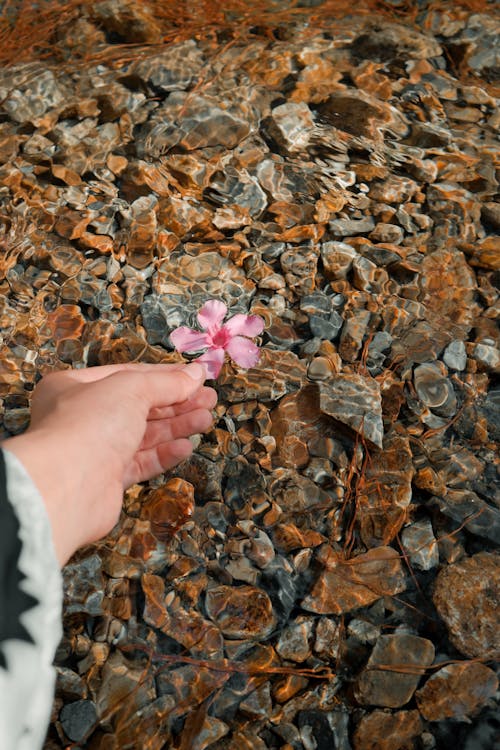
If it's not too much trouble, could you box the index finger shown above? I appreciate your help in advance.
[54,362,188,384]
[100,362,208,411]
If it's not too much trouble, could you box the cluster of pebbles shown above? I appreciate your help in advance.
[0,1,499,748]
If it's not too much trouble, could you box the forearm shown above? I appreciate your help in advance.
[3,429,93,565]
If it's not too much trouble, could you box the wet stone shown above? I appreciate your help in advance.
[268,102,315,152]
[205,585,276,640]
[401,519,439,571]
[129,40,205,92]
[415,662,498,722]
[302,546,406,615]
[413,362,457,416]
[1,3,499,748]
[329,216,375,237]
[473,343,500,372]
[339,310,371,363]
[433,489,500,544]
[433,552,500,660]
[309,311,343,340]
[276,617,314,662]
[443,340,467,371]
[59,699,98,743]
[354,634,435,708]
[297,710,341,750]
[63,554,105,616]
[352,710,423,750]
[318,373,383,448]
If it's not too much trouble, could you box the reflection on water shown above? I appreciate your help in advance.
[0,1,498,748]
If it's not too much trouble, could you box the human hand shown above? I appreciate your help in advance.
[2,362,216,565]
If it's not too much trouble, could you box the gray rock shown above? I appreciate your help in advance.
[432,489,500,544]
[329,216,375,237]
[473,343,500,372]
[60,699,97,743]
[319,373,383,447]
[268,101,315,152]
[63,554,104,616]
[309,312,343,340]
[401,519,439,571]
[300,292,332,316]
[443,340,467,371]
[355,634,435,707]
[321,241,358,279]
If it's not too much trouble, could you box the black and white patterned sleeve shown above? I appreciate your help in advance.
[0,448,62,750]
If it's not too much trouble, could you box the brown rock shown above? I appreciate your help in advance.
[272,523,325,553]
[205,585,276,639]
[433,552,500,659]
[357,431,414,546]
[415,662,498,721]
[302,546,406,615]
[352,709,422,750]
[142,479,195,541]
[48,304,86,341]
[91,0,163,43]
[355,634,435,708]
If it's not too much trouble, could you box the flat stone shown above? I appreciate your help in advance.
[433,552,500,659]
[401,519,439,571]
[318,373,383,448]
[63,554,105,616]
[320,241,358,280]
[205,585,276,639]
[354,634,435,707]
[433,489,500,544]
[268,102,315,152]
[59,699,98,743]
[357,431,414,546]
[339,310,372,362]
[329,216,375,237]
[302,546,406,615]
[415,662,498,721]
[309,312,343,340]
[369,222,404,244]
[442,339,467,370]
[141,479,195,541]
[352,710,422,750]
[276,617,314,662]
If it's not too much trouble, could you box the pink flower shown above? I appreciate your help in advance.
[170,300,265,379]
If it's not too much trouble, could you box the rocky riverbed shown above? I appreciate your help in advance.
[0,1,499,748]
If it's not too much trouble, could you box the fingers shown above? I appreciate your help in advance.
[46,362,188,385]
[86,362,208,415]
[125,438,194,486]
[148,386,217,421]
[139,408,213,451]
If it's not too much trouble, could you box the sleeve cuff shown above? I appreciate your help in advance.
[0,448,62,750]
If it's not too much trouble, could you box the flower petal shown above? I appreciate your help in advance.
[226,336,261,369]
[197,348,225,379]
[170,327,209,353]
[224,313,265,338]
[197,300,227,335]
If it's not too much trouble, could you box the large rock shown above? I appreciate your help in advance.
[354,634,435,707]
[433,552,500,659]
[416,662,498,721]
[302,546,406,615]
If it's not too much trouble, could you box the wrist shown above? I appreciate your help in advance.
[2,430,79,565]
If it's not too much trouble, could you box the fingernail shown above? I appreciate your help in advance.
[184,363,206,381]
